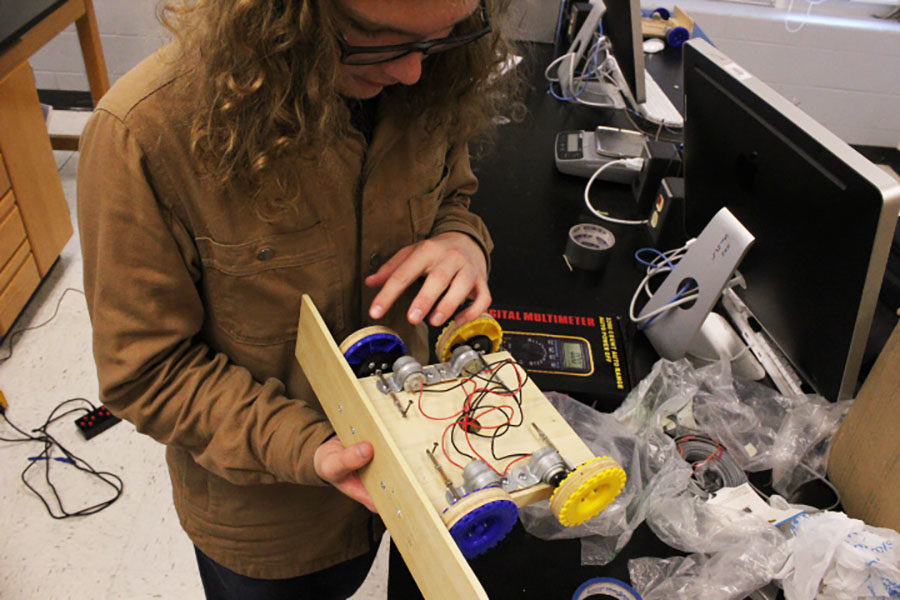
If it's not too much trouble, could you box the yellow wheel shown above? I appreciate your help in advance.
[549,456,626,527]
[434,314,503,363]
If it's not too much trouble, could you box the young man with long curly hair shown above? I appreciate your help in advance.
[77,0,521,597]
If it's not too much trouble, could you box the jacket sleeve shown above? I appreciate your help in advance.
[77,109,333,487]
[428,143,494,270]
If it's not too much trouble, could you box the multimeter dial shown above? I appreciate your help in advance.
[501,332,593,376]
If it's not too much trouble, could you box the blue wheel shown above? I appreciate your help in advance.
[652,7,670,19]
[447,491,518,559]
[340,327,407,377]
[667,26,690,48]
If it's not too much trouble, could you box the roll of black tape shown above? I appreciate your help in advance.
[564,223,616,271]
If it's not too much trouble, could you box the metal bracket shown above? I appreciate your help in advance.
[376,346,483,394]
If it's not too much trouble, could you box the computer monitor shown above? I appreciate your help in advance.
[682,38,900,402]
[601,0,646,104]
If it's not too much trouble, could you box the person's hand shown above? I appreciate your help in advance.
[314,436,377,512]
[365,232,490,327]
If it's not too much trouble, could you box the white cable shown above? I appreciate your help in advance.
[630,287,700,323]
[583,157,647,226]
[628,245,744,325]
[544,52,572,83]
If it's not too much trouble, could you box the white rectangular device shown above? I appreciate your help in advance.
[554,125,645,183]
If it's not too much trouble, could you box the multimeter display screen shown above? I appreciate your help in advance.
[563,342,585,369]
[567,133,579,152]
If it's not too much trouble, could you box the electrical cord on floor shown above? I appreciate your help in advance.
[0,287,85,366]
[1,398,124,519]
[0,286,122,518]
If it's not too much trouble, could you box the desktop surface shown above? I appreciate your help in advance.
[401,35,888,600]
[468,42,680,407]
[0,0,67,51]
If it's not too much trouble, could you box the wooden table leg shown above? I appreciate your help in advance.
[74,0,109,104]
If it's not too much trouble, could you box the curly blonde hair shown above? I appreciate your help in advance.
[159,0,523,213]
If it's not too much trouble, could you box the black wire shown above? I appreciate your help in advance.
[471,361,529,463]
[0,287,85,366]
[1,398,124,519]
[444,359,531,465]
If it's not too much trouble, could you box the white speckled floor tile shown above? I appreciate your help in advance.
[1,144,388,600]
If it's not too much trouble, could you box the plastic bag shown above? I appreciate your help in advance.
[518,391,692,565]
[776,511,900,599]
[619,357,851,498]
[646,490,785,554]
[628,531,787,600]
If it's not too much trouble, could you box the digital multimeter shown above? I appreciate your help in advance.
[501,331,594,376]
[554,126,646,183]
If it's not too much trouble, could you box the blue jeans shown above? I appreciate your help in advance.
[194,545,376,600]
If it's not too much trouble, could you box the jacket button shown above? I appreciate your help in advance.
[257,247,275,261]
[369,252,382,270]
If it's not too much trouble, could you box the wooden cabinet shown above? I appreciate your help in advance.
[0,61,74,336]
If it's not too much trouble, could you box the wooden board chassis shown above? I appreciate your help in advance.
[296,295,599,599]
[297,295,488,600]
[355,364,595,512]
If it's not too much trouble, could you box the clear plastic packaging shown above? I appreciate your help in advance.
[526,357,852,583]
[518,391,692,565]
[628,532,788,600]
[646,491,785,554]
[619,357,851,498]
[776,511,900,599]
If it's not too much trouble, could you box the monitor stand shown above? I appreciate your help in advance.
[578,81,627,110]
[639,207,755,360]
[720,287,806,397]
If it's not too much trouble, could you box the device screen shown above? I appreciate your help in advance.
[556,130,584,160]
[501,332,593,376]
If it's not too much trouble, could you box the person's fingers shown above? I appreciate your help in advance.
[314,439,377,512]
[452,278,492,325]
[407,253,468,325]
[364,245,414,289]
[316,440,372,480]
[426,266,476,327]
[365,234,490,323]
[367,242,436,320]
[335,475,378,513]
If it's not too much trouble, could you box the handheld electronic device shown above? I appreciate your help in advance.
[501,331,594,376]
[555,126,645,182]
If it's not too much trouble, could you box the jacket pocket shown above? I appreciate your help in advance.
[408,164,449,242]
[195,226,342,345]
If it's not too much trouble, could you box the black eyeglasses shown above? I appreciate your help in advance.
[338,0,492,66]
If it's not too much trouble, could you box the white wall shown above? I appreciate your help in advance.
[665,0,900,148]
[30,0,167,91]
[28,0,900,148]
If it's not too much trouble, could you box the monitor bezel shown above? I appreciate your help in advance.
[682,38,900,401]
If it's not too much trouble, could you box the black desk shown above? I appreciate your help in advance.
[391,43,689,599]
[472,42,686,407]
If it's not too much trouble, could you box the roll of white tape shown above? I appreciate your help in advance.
[572,577,642,600]
[564,223,616,271]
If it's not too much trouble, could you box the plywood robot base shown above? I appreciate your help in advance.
[295,295,624,599]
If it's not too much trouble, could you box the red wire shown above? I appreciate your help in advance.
[419,359,531,475]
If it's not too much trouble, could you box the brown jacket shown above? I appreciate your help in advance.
[77,45,493,579]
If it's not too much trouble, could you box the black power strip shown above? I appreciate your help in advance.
[74,405,120,440]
